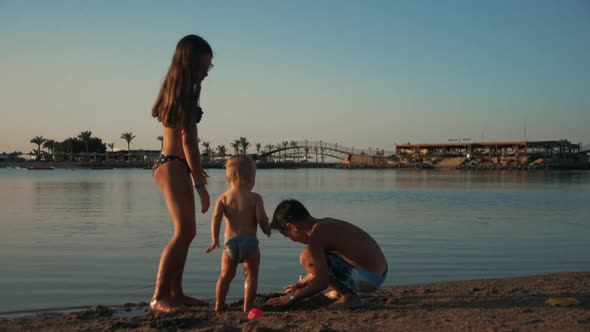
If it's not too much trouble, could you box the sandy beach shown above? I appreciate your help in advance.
[1,271,588,331]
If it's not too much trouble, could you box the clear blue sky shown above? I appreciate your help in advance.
[1,0,589,153]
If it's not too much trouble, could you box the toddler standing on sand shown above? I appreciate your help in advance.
[206,155,271,312]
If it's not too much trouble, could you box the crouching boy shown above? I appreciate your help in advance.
[266,199,388,309]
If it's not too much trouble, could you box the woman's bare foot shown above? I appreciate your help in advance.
[150,298,188,313]
[179,295,209,307]
[327,293,363,310]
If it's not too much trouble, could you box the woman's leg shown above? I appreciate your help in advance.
[151,161,200,312]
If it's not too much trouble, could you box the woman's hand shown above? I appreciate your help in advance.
[192,167,209,213]
[194,168,209,185]
[196,187,210,213]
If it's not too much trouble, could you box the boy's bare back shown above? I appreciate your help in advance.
[310,218,387,277]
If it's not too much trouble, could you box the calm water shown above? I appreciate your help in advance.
[1,168,589,314]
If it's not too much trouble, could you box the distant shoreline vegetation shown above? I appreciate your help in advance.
[1,133,588,170]
[1,160,589,171]
[0,161,340,170]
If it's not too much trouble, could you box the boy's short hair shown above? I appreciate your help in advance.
[271,199,311,236]
[225,155,255,185]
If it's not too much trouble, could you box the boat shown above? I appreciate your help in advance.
[26,166,55,170]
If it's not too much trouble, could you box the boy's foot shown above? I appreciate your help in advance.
[324,289,340,300]
[150,299,188,313]
[327,293,363,310]
[180,295,209,307]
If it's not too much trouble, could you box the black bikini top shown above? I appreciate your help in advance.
[196,106,204,124]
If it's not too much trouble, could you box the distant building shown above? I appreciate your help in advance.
[395,140,587,169]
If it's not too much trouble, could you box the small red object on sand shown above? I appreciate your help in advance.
[248,308,264,320]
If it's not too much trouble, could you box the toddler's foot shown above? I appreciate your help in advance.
[150,298,187,313]
[214,303,229,312]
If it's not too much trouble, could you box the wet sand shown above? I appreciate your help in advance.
[1,271,588,331]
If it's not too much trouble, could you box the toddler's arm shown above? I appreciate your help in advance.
[206,196,225,253]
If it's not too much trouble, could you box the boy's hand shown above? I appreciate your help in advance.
[264,228,271,238]
[266,294,293,307]
[206,240,219,253]
[196,187,210,213]
[284,282,303,294]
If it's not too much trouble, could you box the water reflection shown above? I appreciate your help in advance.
[0,168,589,314]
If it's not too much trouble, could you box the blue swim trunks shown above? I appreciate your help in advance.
[326,254,387,293]
[224,235,259,263]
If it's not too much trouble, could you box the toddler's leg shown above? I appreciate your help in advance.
[243,248,261,312]
[215,252,237,312]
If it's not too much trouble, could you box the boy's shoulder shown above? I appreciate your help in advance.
[249,191,263,200]
[312,218,349,234]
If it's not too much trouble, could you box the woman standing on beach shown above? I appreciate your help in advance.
[150,34,213,313]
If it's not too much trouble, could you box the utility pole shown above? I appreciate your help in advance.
[524,120,528,158]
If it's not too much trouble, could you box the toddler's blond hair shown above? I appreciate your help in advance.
[225,155,256,186]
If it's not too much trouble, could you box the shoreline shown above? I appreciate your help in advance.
[2,161,589,171]
[1,271,588,331]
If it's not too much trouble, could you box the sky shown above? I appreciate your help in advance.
[1,0,589,153]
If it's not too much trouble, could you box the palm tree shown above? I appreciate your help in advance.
[30,136,45,159]
[43,139,56,160]
[202,141,212,163]
[78,131,92,155]
[231,139,240,156]
[255,142,262,156]
[121,132,136,161]
[107,143,115,160]
[239,136,250,155]
[216,145,227,161]
[121,132,136,151]
[289,140,298,162]
[157,136,163,149]
[264,144,274,162]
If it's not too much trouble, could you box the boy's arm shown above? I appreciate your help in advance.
[206,197,225,253]
[290,239,329,300]
[267,234,330,306]
[255,194,271,237]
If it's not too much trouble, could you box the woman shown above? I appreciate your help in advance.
[150,34,213,313]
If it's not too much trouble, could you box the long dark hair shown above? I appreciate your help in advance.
[151,35,212,128]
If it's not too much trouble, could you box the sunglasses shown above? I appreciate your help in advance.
[199,64,214,73]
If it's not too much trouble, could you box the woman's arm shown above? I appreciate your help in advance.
[181,119,210,213]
